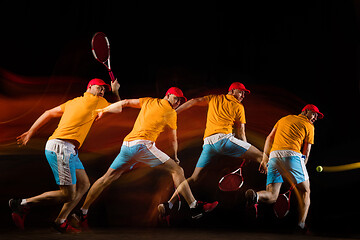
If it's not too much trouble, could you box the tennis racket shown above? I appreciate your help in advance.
[273,185,295,218]
[91,32,116,82]
[218,160,246,191]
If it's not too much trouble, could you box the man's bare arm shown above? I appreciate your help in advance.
[302,142,312,165]
[17,106,63,146]
[259,127,277,173]
[235,123,247,142]
[168,128,179,164]
[96,99,141,120]
[176,97,208,114]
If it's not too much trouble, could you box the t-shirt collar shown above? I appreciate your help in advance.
[226,94,240,103]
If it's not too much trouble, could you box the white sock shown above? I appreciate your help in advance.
[20,199,27,206]
[167,201,173,209]
[55,218,66,224]
[81,208,88,215]
[298,222,305,229]
[189,200,197,209]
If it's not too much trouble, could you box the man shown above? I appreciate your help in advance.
[245,104,323,233]
[163,82,266,214]
[74,87,218,228]
[10,78,120,233]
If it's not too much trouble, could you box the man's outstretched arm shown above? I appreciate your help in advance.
[176,97,208,114]
[17,106,63,146]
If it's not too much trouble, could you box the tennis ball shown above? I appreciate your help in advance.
[316,166,323,172]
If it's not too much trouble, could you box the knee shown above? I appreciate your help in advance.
[102,173,120,187]
[79,179,90,194]
[170,164,185,177]
[302,187,311,200]
[62,191,76,202]
[188,173,199,184]
[268,194,279,204]
[298,184,310,196]
[244,146,263,163]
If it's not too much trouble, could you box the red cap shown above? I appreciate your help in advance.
[87,78,111,91]
[302,104,324,119]
[165,87,187,102]
[228,82,250,94]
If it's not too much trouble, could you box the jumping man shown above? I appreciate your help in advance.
[10,78,120,233]
[245,104,323,233]
[75,87,218,229]
[164,82,266,214]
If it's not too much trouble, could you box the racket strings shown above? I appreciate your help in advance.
[92,33,110,62]
[219,174,243,191]
[274,194,290,218]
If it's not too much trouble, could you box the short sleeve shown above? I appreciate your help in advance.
[166,110,177,130]
[236,104,246,124]
[203,95,214,103]
[305,124,315,144]
[139,97,150,107]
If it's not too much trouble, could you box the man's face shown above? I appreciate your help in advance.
[305,110,318,124]
[168,94,181,109]
[88,85,106,97]
[232,89,245,102]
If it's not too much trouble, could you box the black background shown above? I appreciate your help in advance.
[0,0,359,237]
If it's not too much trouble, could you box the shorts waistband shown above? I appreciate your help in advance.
[46,139,77,153]
[122,140,154,147]
[204,133,233,145]
[269,150,303,159]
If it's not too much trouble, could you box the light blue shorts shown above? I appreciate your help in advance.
[196,133,252,168]
[110,140,170,170]
[45,139,84,185]
[266,150,308,185]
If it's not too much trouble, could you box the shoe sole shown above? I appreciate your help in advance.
[70,213,91,231]
[204,201,219,213]
[191,201,219,219]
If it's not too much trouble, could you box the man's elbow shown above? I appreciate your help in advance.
[265,135,274,143]
[45,110,60,118]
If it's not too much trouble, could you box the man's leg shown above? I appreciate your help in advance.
[241,145,263,164]
[81,168,123,211]
[26,185,77,205]
[167,143,215,204]
[56,169,90,222]
[162,159,196,205]
[9,185,76,230]
[168,167,204,205]
[296,179,310,227]
[245,156,283,206]
[257,182,282,204]
[160,159,218,219]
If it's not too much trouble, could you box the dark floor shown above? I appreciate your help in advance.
[0,227,359,240]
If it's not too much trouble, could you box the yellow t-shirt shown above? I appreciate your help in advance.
[203,94,246,139]
[271,114,315,153]
[124,97,177,142]
[49,92,110,148]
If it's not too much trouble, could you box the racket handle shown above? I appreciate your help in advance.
[108,70,116,82]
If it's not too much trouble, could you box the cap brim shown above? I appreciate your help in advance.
[317,112,324,119]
